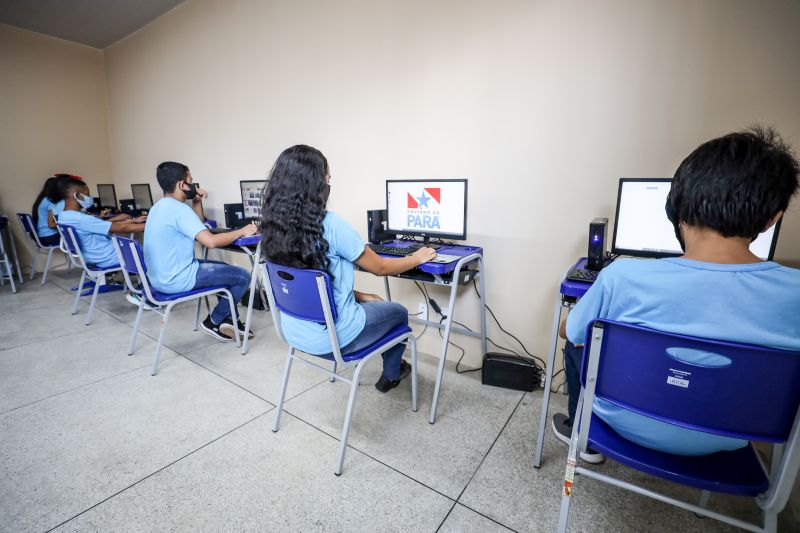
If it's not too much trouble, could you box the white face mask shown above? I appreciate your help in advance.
[75,192,94,209]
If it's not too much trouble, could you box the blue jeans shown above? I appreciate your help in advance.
[192,260,250,325]
[564,340,583,423]
[339,301,408,379]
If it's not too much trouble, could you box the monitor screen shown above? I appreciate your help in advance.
[131,183,153,210]
[386,179,468,240]
[96,184,117,210]
[611,178,780,260]
[240,180,267,220]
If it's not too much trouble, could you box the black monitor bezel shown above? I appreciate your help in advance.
[96,183,118,210]
[611,177,782,260]
[385,179,468,241]
[239,179,268,219]
[130,183,154,210]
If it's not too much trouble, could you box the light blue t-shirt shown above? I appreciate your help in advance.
[57,209,118,268]
[567,257,800,456]
[143,197,208,294]
[36,198,65,238]
[280,211,368,355]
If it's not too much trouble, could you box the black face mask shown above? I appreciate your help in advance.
[182,181,197,200]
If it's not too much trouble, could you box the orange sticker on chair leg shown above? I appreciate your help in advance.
[563,481,573,497]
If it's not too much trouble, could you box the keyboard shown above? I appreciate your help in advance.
[368,243,412,256]
[565,266,601,283]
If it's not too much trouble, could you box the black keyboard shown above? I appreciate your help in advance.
[565,267,600,283]
[368,243,412,256]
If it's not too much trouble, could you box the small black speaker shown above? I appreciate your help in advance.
[367,209,394,243]
[481,353,540,392]
[587,217,608,271]
[224,203,245,229]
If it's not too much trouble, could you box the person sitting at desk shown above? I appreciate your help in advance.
[552,126,800,463]
[144,161,258,342]
[57,178,146,269]
[32,175,66,246]
[261,145,437,392]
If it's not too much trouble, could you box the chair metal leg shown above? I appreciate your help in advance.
[194,297,202,331]
[272,349,294,432]
[41,248,55,285]
[64,251,72,271]
[763,509,777,533]
[335,361,366,475]
[151,304,173,376]
[85,275,101,325]
[226,292,241,347]
[129,301,146,355]
[409,336,418,412]
[330,361,337,382]
[557,390,585,533]
[698,490,710,508]
[30,252,39,280]
[72,271,86,314]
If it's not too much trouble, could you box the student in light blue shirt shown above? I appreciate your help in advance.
[57,178,145,268]
[553,126,800,462]
[261,145,437,393]
[144,162,259,342]
[31,176,66,246]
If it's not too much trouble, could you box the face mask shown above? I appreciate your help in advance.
[75,192,94,210]
[182,181,197,200]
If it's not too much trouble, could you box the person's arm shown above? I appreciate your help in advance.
[109,221,145,234]
[354,246,437,277]
[191,186,208,221]
[354,290,383,303]
[47,211,57,228]
[195,222,258,249]
[107,214,132,222]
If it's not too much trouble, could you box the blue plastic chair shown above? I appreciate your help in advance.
[112,236,241,375]
[557,319,800,533]
[17,213,70,285]
[263,261,418,475]
[57,224,124,325]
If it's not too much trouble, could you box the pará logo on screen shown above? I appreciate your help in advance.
[406,188,441,229]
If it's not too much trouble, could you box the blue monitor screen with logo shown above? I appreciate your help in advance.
[386,179,467,240]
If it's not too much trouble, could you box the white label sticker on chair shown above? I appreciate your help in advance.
[667,368,690,388]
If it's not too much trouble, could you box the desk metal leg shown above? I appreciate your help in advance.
[429,255,483,424]
[8,228,23,285]
[383,276,391,301]
[534,295,566,468]
[241,259,260,355]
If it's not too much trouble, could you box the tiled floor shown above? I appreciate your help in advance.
[1,270,797,532]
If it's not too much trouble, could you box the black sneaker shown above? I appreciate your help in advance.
[375,360,412,393]
[551,413,605,464]
[200,316,234,342]
[219,317,255,339]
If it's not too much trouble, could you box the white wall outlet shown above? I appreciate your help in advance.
[418,302,428,318]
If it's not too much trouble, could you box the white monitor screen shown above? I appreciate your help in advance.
[240,180,266,220]
[612,179,778,260]
[96,184,117,209]
[131,184,153,210]
[386,179,467,239]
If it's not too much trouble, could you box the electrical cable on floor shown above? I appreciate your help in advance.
[438,317,480,374]
[413,281,429,340]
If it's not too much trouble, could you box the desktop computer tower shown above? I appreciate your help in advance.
[224,203,245,229]
[367,209,394,243]
[587,217,608,270]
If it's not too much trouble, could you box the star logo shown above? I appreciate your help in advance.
[416,191,431,208]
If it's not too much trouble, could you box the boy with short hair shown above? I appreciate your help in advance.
[553,126,800,463]
[144,161,258,341]
[57,178,146,268]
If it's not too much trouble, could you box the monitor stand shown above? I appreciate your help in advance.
[408,236,442,251]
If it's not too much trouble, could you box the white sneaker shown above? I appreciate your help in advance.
[552,413,605,464]
[125,292,159,311]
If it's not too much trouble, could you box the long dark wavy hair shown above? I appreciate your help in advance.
[261,145,331,273]
[32,175,71,226]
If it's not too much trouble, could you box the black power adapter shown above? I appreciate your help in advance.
[481,353,541,392]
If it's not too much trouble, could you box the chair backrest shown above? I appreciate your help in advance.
[581,319,800,443]
[111,236,153,300]
[17,213,44,247]
[264,262,337,323]
[57,224,81,257]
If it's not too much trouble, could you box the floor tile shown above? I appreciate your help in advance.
[438,504,515,533]
[182,324,335,404]
[55,414,454,533]
[282,350,524,499]
[0,322,179,413]
[458,391,794,532]
[0,357,270,532]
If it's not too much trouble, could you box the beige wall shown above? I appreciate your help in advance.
[102,0,800,364]
[0,24,112,268]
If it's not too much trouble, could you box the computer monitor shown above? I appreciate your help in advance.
[240,180,267,221]
[386,179,468,241]
[96,184,117,210]
[131,183,154,211]
[611,178,781,260]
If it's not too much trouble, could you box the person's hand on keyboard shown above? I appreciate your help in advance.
[238,222,259,238]
[411,247,437,265]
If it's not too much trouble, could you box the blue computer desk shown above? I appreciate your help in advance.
[369,240,487,424]
[533,257,593,468]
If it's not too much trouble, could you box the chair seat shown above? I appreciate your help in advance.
[150,285,231,303]
[315,324,413,363]
[87,263,120,272]
[587,415,769,496]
